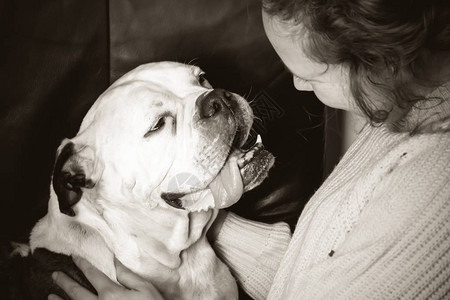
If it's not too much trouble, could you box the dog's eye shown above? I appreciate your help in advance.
[144,117,165,137]
[198,73,212,89]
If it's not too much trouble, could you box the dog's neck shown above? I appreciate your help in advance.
[29,190,216,285]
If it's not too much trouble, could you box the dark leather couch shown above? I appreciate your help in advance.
[1,0,325,297]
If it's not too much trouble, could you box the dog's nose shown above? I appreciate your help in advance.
[196,89,233,119]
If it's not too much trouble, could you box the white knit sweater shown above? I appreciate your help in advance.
[214,82,450,300]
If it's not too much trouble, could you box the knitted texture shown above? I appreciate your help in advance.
[214,213,292,300]
[215,82,450,300]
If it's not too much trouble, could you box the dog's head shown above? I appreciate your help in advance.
[52,62,273,216]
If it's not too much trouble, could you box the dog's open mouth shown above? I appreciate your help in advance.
[237,134,275,192]
[162,135,275,211]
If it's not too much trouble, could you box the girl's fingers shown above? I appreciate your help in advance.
[47,293,64,300]
[52,271,97,300]
[72,256,119,293]
[114,258,164,299]
[114,258,146,289]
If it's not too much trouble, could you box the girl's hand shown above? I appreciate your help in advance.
[49,256,164,300]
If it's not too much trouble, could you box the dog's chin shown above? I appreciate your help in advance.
[163,135,274,212]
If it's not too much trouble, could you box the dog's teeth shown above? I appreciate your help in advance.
[256,134,262,144]
[237,157,245,168]
[237,135,265,170]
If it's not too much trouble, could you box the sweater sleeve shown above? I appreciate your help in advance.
[213,212,292,300]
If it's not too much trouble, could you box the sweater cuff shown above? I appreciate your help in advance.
[214,212,292,300]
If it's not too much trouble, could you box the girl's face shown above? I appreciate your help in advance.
[262,11,358,113]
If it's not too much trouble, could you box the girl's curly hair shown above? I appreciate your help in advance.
[263,0,450,123]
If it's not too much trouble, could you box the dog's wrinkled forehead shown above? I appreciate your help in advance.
[110,61,209,98]
[78,62,211,134]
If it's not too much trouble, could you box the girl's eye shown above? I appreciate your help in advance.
[144,117,165,137]
[198,73,212,88]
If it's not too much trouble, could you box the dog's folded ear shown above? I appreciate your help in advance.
[52,140,101,216]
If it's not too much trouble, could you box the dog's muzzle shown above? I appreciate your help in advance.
[195,88,247,148]
[161,89,274,211]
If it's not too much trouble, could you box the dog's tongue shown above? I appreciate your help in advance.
[209,155,243,208]
[180,156,244,211]
[177,156,243,212]
[180,135,275,212]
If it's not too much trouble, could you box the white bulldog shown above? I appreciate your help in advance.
[29,61,274,299]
